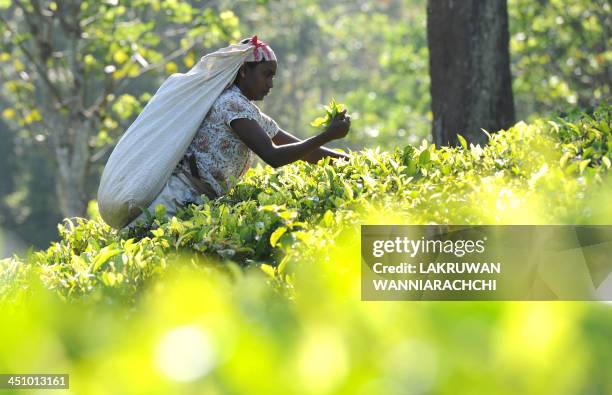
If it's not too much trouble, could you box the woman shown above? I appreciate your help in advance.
[126,37,351,228]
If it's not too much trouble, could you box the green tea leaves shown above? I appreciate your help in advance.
[457,134,468,150]
[3,103,610,303]
[310,98,349,129]
[270,226,287,248]
[92,245,122,272]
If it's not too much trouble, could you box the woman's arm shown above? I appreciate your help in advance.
[230,110,350,168]
[272,129,350,164]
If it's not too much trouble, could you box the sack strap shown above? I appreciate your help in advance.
[178,155,218,199]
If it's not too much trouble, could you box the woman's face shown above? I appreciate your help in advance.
[240,60,277,101]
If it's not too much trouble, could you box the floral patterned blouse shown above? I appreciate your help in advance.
[126,84,279,227]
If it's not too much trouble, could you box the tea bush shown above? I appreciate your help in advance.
[1,105,611,395]
[1,104,610,305]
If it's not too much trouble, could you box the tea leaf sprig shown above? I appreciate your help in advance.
[310,98,348,129]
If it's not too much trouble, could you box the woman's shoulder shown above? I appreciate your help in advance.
[215,85,251,107]
[213,85,259,118]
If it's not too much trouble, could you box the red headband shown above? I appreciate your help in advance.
[248,35,275,62]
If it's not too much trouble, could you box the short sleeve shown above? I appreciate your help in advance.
[259,112,279,138]
[219,91,279,139]
[221,94,260,127]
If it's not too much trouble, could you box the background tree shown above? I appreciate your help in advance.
[426,0,515,147]
[0,0,241,219]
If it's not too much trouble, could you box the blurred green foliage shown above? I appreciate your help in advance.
[241,0,609,148]
[232,0,430,149]
[0,0,242,149]
[2,263,612,394]
[1,105,612,394]
[509,0,610,120]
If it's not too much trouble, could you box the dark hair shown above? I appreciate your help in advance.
[233,61,264,85]
[245,61,264,69]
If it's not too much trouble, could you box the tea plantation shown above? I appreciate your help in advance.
[0,104,610,394]
[3,103,610,302]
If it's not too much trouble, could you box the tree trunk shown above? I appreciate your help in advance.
[55,151,88,219]
[53,119,90,219]
[427,0,515,147]
[55,131,89,217]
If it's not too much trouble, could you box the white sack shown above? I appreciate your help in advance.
[98,43,254,229]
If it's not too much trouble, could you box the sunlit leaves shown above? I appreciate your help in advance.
[457,134,468,150]
[509,0,609,119]
[1,104,609,304]
[165,61,178,75]
[112,94,140,120]
[1,0,242,149]
[182,52,195,69]
[310,98,348,128]
[2,108,16,119]
[20,109,41,125]
[269,226,287,248]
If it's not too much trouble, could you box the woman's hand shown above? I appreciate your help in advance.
[322,109,351,141]
[272,128,349,164]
